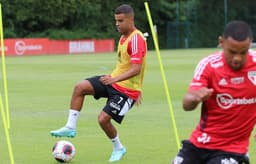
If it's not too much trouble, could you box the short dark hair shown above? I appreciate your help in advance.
[223,20,253,41]
[115,4,134,16]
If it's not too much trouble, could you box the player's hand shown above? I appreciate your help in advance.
[183,87,214,111]
[190,87,214,102]
[135,94,142,106]
[100,75,115,85]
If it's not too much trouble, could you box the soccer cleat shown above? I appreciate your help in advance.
[109,147,126,162]
[50,127,76,138]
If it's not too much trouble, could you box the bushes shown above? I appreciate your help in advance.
[1,0,256,48]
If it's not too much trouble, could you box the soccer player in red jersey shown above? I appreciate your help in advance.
[50,4,147,162]
[172,21,254,164]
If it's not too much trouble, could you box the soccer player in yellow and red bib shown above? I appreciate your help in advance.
[172,21,254,164]
[50,4,147,162]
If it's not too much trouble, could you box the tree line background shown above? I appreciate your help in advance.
[1,0,256,49]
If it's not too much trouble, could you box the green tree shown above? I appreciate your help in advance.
[185,0,256,47]
[0,0,177,49]
[4,1,256,49]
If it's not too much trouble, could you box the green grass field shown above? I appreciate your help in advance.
[0,49,255,163]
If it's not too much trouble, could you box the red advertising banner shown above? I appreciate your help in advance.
[48,40,69,55]
[0,38,115,56]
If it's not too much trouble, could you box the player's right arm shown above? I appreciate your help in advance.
[183,54,215,111]
[182,87,213,111]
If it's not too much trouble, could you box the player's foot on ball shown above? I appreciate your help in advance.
[50,127,76,138]
[109,147,126,162]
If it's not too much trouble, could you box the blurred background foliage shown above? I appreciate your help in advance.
[0,0,255,49]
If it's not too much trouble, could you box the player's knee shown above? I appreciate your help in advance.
[73,80,94,96]
[73,83,83,94]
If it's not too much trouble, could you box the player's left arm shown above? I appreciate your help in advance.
[114,63,141,80]
[100,64,141,85]
[101,33,146,85]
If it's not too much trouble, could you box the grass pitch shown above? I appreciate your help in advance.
[0,49,255,163]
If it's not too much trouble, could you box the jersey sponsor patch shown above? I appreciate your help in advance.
[216,93,256,109]
[248,71,256,85]
[230,77,244,85]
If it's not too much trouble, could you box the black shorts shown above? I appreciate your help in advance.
[86,76,135,124]
[171,140,250,164]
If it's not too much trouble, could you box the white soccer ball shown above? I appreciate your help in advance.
[52,140,75,163]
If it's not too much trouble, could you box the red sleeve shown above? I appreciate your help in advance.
[127,33,146,64]
[189,56,211,91]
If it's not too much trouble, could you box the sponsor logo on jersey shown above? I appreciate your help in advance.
[248,71,256,85]
[216,93,256,109]
[230,77,244,84]
[218,78,228,86]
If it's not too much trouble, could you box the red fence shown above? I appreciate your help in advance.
[0,38,115,56]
